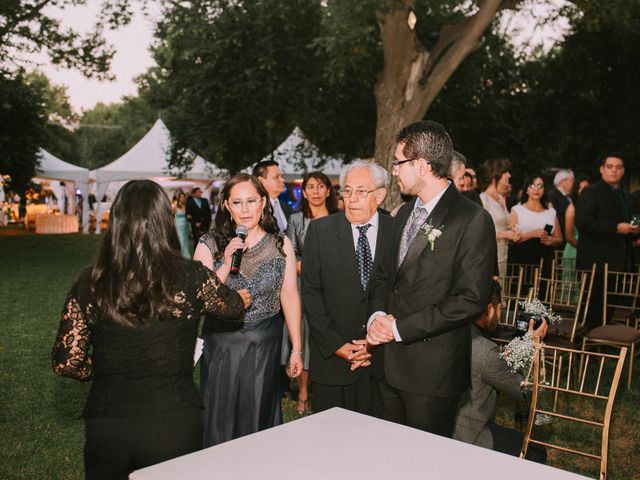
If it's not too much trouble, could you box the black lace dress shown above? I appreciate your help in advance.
[199,232,286,447]
[51,261,245,476]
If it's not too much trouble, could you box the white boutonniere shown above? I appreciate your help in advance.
[419,222,444,251]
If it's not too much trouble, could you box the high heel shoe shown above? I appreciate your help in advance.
[296,398,312,416]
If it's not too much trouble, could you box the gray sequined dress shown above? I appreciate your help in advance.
[199,232,286,447]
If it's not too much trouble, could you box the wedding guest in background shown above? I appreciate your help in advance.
[453,280,547,463]
[547,169,575,246]
[253,160,292,233]
[52,180,249,480]
[283,171,338,415]
[449,151,467,191]
[479,158,521,278]
[465,166,479,191]
[508,175,562,278]
[173,191,191,259]
[451,152,482,205]
[562,176,590,282]
[303,160,393,416]
[186,187,212,250]
[194,173,302,447]
[576,155,639,328]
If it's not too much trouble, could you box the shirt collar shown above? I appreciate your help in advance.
[414,181,451,213]
[350,210,379,230]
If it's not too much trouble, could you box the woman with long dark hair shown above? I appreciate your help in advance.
[508,175,563,277]
[283,171,338,415]
[194,173,303,447]
[52,180,249,479]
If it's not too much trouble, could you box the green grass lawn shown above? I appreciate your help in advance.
[1,231,638,479]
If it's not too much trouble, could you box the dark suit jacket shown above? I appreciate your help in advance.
[547,187,571,243]
[185,196,212,232]
[575,180,637,271]
[370,184,497,398]
[278,198,293,220]
[302,212,394,386]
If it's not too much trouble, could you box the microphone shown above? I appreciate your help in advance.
[230,225,248,275]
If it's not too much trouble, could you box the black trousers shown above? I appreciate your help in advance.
[487,422,547,464]
[377,377,459,438]
[312,374,374,416]
[84,407,202,480]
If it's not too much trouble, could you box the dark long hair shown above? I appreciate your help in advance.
[90,180,187,326]
[299,171,338,219]
[520,175,550,209]
[211,173,283,259]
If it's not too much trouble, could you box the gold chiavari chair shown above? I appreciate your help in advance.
[520,338,627,480]
[582,264,640,389]
[507,259,543,294]
[552,260,596,328]
[492,267,524,344]
[534,273,588,347]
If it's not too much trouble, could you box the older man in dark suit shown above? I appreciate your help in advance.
[548,168,574,245]
[367,121,496,438]
[302,160,394,415]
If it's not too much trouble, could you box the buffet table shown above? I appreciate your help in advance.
[130,408,588,480]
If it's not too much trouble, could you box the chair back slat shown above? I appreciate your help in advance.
[603,263,640,327]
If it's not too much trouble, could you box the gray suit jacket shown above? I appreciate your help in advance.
[453,325,524,449]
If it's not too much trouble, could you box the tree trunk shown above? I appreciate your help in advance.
[373,0,505,209]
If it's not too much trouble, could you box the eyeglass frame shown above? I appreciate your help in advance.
[391,157,430,168]
[340,186,384,199]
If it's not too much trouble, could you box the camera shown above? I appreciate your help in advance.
[514,312,543,338]
[543,224,553,235]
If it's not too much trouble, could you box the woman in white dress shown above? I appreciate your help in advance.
[479,158,521,278]
[508,175,563,278]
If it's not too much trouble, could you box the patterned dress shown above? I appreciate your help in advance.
[199,232,286,447]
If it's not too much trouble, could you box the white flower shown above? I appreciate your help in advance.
[500,332,538,376]
[519,298,561,325]
[419,222,444,251]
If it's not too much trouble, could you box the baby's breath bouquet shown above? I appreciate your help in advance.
[500,332,536,378]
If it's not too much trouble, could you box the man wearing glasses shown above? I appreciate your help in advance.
[367,121,496,437]
[302,160,395,415]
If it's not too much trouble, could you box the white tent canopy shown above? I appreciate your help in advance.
[92,119,227,183]
[36,148,90,183]
[258,127,344,180]
[34,149,90,230]
[91,119,228,232]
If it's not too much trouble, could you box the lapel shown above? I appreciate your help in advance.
[335,213,362,289]
[396,183,460,279]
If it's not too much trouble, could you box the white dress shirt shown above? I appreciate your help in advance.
[271,198,288,231]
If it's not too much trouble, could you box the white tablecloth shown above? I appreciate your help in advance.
[130,408,589,480]
[35,214,78,234]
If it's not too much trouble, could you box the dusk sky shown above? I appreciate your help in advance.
[34,0,570,112]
